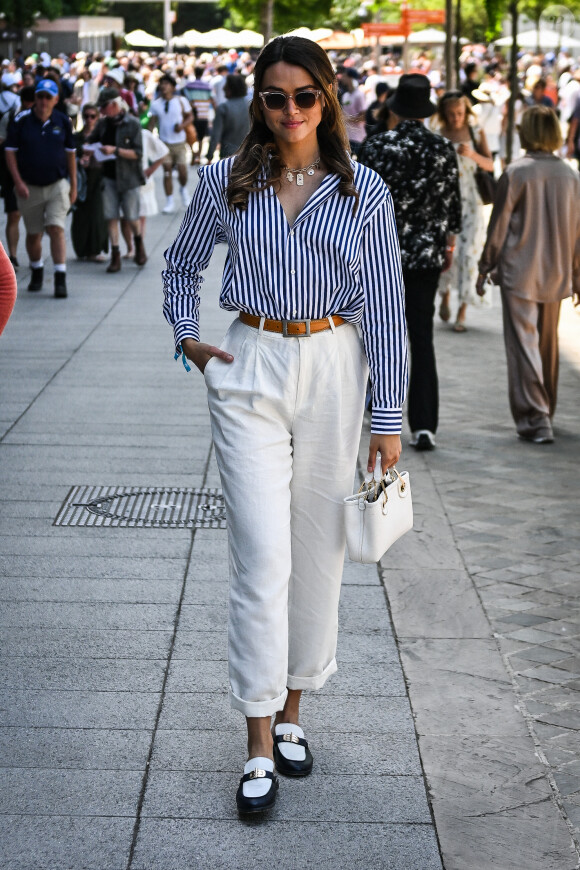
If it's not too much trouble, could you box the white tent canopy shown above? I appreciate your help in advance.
[172,29,202,48]
[172,28,263,49]
[125,29,166,48]
[192,28,239,48]
[283,27,334,43]
[408,27,446,45]
[236,30,264,48]
[494,28,580,49]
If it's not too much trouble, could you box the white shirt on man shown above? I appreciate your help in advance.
[150,95,190,144]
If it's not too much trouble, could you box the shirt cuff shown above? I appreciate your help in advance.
[173,319,200,348]
[370,408,402,434]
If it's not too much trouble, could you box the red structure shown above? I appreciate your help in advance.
[362,7,446,41]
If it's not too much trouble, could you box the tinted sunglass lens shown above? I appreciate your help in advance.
[264,93,286,110]
[295,92,317,109]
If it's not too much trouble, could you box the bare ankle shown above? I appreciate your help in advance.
[247,739,273,761]
[274,710,300,728]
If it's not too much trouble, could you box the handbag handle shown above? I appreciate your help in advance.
[467,123,482,156]
[388,466,407,493]
[359,466,406,505]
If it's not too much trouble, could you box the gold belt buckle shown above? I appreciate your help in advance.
[282,318,311,337]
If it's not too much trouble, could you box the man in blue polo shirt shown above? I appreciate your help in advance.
[5,79,77,298]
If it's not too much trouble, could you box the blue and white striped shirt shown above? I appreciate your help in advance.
[162,157,408,434]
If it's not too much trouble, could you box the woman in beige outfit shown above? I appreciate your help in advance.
[477,106,580,444]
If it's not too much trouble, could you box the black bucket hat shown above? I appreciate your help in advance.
[387,73,436,119]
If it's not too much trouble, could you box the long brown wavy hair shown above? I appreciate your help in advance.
[226,36,358,211]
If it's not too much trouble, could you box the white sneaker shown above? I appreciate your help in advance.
[162,200,176,214]
[180,188,190,208]
[410,430,436,451]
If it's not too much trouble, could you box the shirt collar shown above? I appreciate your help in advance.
[396,119,426,130]
[266,169,341,226]
[525,150,558,158]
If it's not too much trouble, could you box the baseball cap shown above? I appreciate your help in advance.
[1,72,18,87]
[35,79,59,97]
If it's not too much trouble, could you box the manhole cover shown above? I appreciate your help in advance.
[54,486,226,528]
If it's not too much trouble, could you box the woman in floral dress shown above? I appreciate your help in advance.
[434,91,494,331]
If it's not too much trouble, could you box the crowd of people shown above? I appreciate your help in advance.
[0,38,579,435]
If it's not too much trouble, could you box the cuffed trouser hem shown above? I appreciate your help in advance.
[229,687,288,718]
[287,658,337,691]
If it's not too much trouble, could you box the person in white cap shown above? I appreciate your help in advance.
[0,74,21,116]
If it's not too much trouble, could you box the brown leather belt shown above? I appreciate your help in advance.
[239,312,346,336]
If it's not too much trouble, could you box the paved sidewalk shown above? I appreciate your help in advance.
[1,177,579,869]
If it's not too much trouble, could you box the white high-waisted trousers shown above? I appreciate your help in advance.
[204,316,368,717]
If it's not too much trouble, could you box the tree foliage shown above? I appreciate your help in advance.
[4,0,103,28]
[484,0,505,39]
[222,0,333,35]
[483,0,580,41]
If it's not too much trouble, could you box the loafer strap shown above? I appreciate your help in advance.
[241,768,275,784]
[275,732,309,750]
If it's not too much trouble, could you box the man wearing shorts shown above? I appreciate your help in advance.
[149,74,193,213]
[4,79,77,298]
[88,88,146,273]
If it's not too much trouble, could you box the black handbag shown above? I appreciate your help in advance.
[468,126,497,205]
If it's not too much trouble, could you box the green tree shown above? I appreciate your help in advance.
[222,0,333,36]
[484,0,580,40]
[3,0,103,27]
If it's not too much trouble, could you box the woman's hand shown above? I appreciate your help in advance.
[367,433,402,475]
[181,337,233,373]
[101,145,116,156]
[457,143,476,161]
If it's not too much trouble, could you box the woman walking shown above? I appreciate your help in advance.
[163,35,407,814]
[477,106,580,444]
[71,103,108,261]
[434,90,494,331]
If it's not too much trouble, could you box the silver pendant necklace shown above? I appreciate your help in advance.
[282,157,321,186]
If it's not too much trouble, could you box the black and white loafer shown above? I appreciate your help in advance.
[273,723,313,777]
[236,756,279,815]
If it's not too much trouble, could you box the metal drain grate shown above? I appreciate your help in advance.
[54,486,226,528]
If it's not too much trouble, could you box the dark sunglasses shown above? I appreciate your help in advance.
[83,113,97,120]
[259,89,321,111]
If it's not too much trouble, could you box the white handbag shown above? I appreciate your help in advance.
[344,467,413,564]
